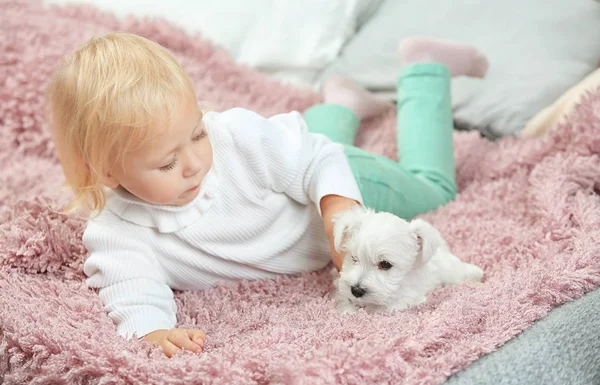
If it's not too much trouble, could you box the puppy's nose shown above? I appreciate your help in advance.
[351,285,366,298]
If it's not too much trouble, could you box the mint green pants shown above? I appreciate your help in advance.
[304,63,456,219]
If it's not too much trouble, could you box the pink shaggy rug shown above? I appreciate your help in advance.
[2,1,600,384]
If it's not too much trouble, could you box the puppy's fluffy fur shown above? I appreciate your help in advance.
[332,207,483,314]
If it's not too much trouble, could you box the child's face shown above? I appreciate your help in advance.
[106,97,213,206]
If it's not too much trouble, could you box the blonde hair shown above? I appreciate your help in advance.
[47,32,197,214]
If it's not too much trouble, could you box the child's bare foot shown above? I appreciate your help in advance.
[323,76,392,120]
[398,37,489,78]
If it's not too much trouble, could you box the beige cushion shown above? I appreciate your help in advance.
[521,67,600,138]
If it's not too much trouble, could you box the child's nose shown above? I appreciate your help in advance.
[182,149,203,178]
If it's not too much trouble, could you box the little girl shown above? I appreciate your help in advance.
[47,33,487,357]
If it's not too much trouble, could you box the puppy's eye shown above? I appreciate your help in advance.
[378,261,393,270]
[350,255,358,263]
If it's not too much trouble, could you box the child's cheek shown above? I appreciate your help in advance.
[147,178,180,204]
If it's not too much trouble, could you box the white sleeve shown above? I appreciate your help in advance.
[82,218,177,339]
[221,108,363,215]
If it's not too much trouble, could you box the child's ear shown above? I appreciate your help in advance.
[104,171,120,189]
[85,161,120,189]
[332,207,365,252]
[409,219,444,266]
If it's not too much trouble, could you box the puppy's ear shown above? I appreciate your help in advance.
[332,207,365,252]
[409,219,443,266]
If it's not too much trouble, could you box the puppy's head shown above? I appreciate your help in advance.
[333,207,444,308]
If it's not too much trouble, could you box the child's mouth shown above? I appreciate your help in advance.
[186,184,200,193]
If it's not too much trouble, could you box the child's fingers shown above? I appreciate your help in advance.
[168,330,203,353]
[187,329,206,346]
[161,341,180,358]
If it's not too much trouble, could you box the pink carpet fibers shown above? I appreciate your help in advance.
[2,1,600,384]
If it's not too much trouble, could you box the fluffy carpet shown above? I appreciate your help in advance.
[1,1,600,384]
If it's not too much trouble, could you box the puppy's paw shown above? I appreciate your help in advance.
[337,299,359,315]
[464,263,484,282]
[330,267,340,284]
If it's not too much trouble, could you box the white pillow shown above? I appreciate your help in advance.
[45,0,259,56]
[321,0,600,137]
[236,0,383,86]
[45,0,383,87]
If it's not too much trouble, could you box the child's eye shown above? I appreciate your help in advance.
[192,130,207,141]
[159,157,178,172]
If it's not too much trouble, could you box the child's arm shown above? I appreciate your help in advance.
[83,219,204,356]
[218,108,363,266]
[219,108,362,209]
[264,110,363,216]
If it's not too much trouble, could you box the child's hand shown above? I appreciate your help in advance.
[143,328,206,357]
[320,195,360,270]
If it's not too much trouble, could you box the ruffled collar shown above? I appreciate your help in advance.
[105,112,221,233]
[105,168,219,233]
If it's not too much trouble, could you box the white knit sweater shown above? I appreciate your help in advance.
[83,108,363,338]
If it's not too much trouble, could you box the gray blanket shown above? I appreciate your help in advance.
[446,288,600,385]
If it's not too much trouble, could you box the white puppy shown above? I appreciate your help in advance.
[331,207,483,314]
